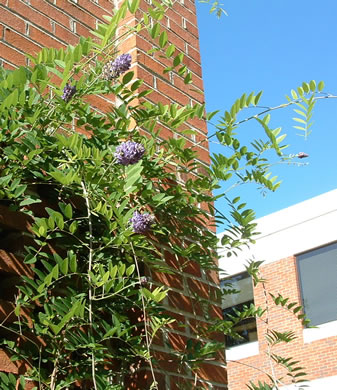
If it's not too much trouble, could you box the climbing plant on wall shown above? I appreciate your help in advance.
[0,1,334,389]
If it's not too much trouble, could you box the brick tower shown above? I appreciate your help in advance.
[0,1,226,388]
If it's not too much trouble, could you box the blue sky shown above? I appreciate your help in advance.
[196,1,337,222]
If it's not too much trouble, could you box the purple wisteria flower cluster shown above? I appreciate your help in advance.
[61,84,76,102]
[103,53,132,80]
[130,211,155,234]
[114,141,145,166]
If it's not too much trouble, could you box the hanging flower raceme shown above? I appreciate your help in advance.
[103,53,132,80]
[130,211,155,234]
[61,83,76,102]
[115,141,145,166]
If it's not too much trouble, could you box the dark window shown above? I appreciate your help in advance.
[297,242,337,326]
[221,272,257,347]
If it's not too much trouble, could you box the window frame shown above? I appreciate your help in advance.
[296,240,337,328]
[221,271,258,348]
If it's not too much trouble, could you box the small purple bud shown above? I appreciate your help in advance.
[103,53,132,80]
[61,83,76,102]
[297,152,309,159]
[115,141,145,166]
[130,211,155,234]
[140,276,149,286]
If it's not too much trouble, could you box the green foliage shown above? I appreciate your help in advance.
[269,293,311,326]
[199,0,228,18]
[219,198,258,256]
[211,301,265,344]
[0,373,26,390]
[245,260,267,286]
[179,339,224,371]
[286,80,324,139]
[247,381,275,390]
[271,354,308,386]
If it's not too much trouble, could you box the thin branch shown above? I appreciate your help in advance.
[260,271,279,389]
[194,93,337,149]
[130,241,158,389]
[81,180,98,390]
[230,94,337,130]
[92,281,139,301]
[231,95,333,128]
[227,359,286,387]
[50,350,60,390]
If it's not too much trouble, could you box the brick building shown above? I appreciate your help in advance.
[219,189,337,389]
[0,0,227,389]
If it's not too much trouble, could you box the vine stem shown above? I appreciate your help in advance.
[227,359,286,386]
[0,323,42,389]
[260,272,279,389]
[193,93,337,149]
[81,180,98,390]
[130,241,158,389]
[232,94,337,129]
[50,351,60,390]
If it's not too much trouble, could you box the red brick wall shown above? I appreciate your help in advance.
[227,256,337,390]
[0,1,226,388]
